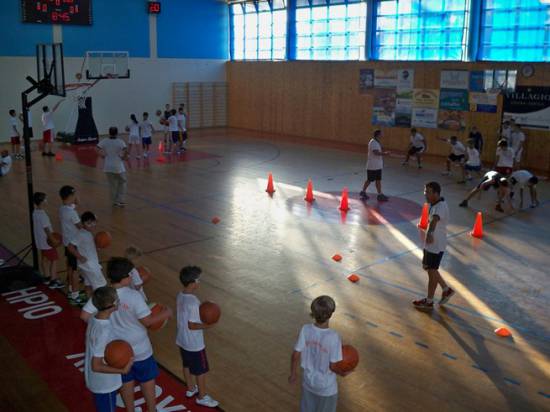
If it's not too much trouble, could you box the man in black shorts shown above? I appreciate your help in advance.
[459,171,511,212]
[360,130,389,201]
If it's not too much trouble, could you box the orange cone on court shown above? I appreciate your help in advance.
[339,187,350,211]
[266,173,275,194]
[55,153,63,161]
[471,212,483,238]
[417,203,429,230]
[304,179,315,202]
[494,327,511,337]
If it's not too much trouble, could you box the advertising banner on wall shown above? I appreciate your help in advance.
[359,68,374,93]
[503,86,550,130]
[440,70,469,89]
[372,88,396,126]
[395,88,413,127]
[412,89,440,109]
[438,110,466,131]
[397,69,414,89]
[469,92,498,113]
[439,89,469,111]
[374,69,398,88]
[469,71,486,92]
[411,108,438,129]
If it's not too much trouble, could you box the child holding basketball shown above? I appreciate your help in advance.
[125,245,147,301]
[140,112,155,158]
[126,114,142,159]
[289,295,349,412]
[68,211,106,295]
[32,192,63,289]
[176,266,219,408]
[85,286,134,412]
[81,257,172,412]
[59,185,84,304]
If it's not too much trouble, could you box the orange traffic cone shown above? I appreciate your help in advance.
[494,327,511,337]
[417,203,429,230]
[266,173,275,194]
[339,187,350,211]
[157,141,166,163]
[471,212,483,238]
[304,179,315,202]
[55,153,63,161]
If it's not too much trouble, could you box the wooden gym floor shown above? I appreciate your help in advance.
[1,128,549,411]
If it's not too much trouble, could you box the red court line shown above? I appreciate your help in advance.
[0,283,219,411]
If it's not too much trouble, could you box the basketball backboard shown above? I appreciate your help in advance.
[85,51,130,80]
[36,43,66,97]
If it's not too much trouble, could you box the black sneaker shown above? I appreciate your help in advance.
[42,276,52,284]
[42,152,48,156]
[47,152,55,157]
[359,190,369,200]
[495,204,504,213]
[48,279,65,289]
[459,200,468,207]
[377,194,389,201]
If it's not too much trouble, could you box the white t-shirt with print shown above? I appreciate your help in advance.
[176,293,205,352]
[168,115,179,132]
[59,204,80,246]
[70,229,101,273]
[97,138,126,174]
[424,199,449,254]
[83,287,153,361]
[129,268,147,301]
[42,112,54,130]
[510,130,525,154]
[32,209,53,251]
[128,123,140,138]
[140,121,153,138]
[177,113,187,131]
[449,141,466,156]
[85,317,122,394]
[1,155,12,175]
[510,170,533,189]
[294,324,342,397]
[9,117,18,137]
[411,133,425,149]
[496,147,514,168]
[466,147,480,167]
[367,138,383,170]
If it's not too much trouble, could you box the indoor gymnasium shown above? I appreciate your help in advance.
[1,1,550,411]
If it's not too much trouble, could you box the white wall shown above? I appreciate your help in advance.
[0,57,226,142]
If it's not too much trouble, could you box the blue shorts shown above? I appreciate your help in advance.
[142,137,152,146]
[93,390,117,412]
[122,355,159,384]
[171,131,180,143]
[465,164,481,171]
[179,347,209,376]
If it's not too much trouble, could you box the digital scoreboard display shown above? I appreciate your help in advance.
[22,0,92,25]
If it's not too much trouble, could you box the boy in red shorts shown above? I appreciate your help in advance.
[8,109,22,159]
[33,192,64,288]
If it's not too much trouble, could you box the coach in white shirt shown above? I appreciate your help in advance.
[97,127,129,207]
[360,130,390,202]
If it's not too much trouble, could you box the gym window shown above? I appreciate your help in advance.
[231,1,288,60]
[479,0,550,62]
[374,0,471,61]
[295,0,367,61]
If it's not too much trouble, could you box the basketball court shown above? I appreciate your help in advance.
[1,1,550,412]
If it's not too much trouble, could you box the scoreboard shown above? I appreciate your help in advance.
[22,0,92,25]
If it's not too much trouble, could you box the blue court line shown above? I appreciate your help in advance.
[442,352,458,361]
[504,378,521,386]
[538,391,550,399]
[472,364,489,373]
[415,341,430,349]
[365,320,379,328]
[389,331,403,338]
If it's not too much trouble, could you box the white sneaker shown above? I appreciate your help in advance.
[185,385,198,398]
[196,394,219,408]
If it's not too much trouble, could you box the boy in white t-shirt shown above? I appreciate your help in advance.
[81,257,172,412]
[494,139,514,176]
[459,171,512,212]
[68,211,106,295]
[167,109,179,154]
[0,150,12,177]
[59,185,84,304]
[437,136,466,182]
[177,105,188,153]
[139,112,155,158]
[510,123,526,168]
[289,295,350,412]
[464,139,482,180]
[41,100,63,157]
[510,170,539,208]
[8,109,22,159]
[85,286,133,412]
[125,245,147,302]
[360,130,390,201]
[402,128,427,168]
[32,192,64,289]
[413,182,455,310]
[176,266,219,408]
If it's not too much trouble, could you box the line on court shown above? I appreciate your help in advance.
[442,352,458,361]
[538,391,550,399]
[143,237,216,255]
[504,378,521,386]
[472,364,488,373]
[415,341,430,349]
[389,331,403,338]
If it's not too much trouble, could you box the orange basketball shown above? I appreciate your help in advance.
[155,109,162,117]
[199,301,221,325]
[47,232,63,248]
[333,345,359,373]
[104,340,133,369]
[95,231,112,249]
[137,266,152,284]
[148,302,168,331]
